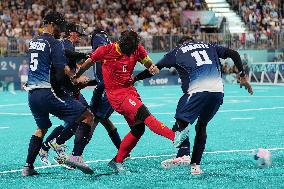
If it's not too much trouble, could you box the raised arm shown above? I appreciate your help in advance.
[72,45,106,82]
[134,49,176,82]
[216,45,253,95]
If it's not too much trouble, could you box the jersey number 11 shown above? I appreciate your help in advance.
[191,50,212,66]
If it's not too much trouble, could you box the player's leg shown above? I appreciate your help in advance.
[47,94,89,161]
[41,125,64,152]
[47,91,94,174]
[39,124,64,165]
[136,105,175,140]
[161,119,191,169]
[22,89,53,176]
[174,120,190,157]
[89,88,122,150]
[39,93,90,166]
[49,93,89,152]
[109,94,187,167]
[100,118,122,150]
[118,90,188,146]
[136,104,189,147]
[190,92,223,174]
[161,92,208,170]
[108,122,145,173]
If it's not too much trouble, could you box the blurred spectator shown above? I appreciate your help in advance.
[242,53,252,65]
[0,32,8,55]
[18,59,29,90]
[0,0,283,55]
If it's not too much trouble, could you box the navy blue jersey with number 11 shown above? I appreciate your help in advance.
[156,41,228,94]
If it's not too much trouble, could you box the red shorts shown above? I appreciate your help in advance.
[106,86,143,126]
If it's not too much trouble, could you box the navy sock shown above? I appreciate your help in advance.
[42,125,64,151]
[72,123,91,156]
[56,123,79,145]
[25,135,43,167]
[191,125,207,165]
[108,128,121,150]
[176,137,190,157]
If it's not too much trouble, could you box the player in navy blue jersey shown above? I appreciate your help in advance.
[37,22,95,169]
[134,36,253,175]
[22,12,94,176]
[88,29,124,153]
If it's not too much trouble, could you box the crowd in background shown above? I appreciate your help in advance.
[228,0,284,48]
[0,0,206,55]
[0,0,283,56]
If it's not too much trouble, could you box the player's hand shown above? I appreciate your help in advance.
[238,75,253,95]
[77,75,89,84]
[72,75,89,85]
[70,74,78,85]
[148,64,159,75]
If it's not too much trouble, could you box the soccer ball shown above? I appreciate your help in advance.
[252,148,272,168]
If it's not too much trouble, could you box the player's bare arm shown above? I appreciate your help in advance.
[140,56,159,75]
[223,48,253,95]
[71,58,93,84]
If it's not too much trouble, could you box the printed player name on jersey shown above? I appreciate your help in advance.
[181,43,209,53]
[29,41,46,51]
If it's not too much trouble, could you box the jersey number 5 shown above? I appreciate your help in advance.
[30,53,38,71]
[191,50,212,66]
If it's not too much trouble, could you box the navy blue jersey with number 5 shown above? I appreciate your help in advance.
[156,41,228,94]
[26,33,67,90]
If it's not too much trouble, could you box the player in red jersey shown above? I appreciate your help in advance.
[71,30,189,173]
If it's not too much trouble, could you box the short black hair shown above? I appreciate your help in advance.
[177,36,193,45]
[118,30,140,56]
[43,11,66,26]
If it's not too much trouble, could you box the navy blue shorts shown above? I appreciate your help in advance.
[89,83,114,120]
[62,93,89,128]
[28,88,87,129]
[175,92,223,125]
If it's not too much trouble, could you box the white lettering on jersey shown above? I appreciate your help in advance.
[122,65,127,72]
[129,99,136,106]
[181,43,209,53]
[29,41,46,51]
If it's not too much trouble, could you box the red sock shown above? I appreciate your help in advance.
[144,115,175,141]
[115,132,139,163]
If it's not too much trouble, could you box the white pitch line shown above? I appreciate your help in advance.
[141,96,284,100]
[1,147,284,174]
[0,103,27,107]
[113,122,127,125]
[0,112,32,116]
[1,106,284,117]
[219,106,284,113]
[0,127,9,129]
[231,117,255,120]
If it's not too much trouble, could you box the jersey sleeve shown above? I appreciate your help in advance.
[51,40,68,70]
[213,44,244,74]
[137,44,152,64]
[213,44,227,59]
[90,45,107,63]
[156,49,177,69]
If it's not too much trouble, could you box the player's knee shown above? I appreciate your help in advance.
[81,109,94,126]
[130,123,145,138]
[135,104,151,122]
[34,128,48,138]
[174,119,189,132]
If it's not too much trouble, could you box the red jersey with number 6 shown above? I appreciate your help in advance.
[90,43,148,90]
